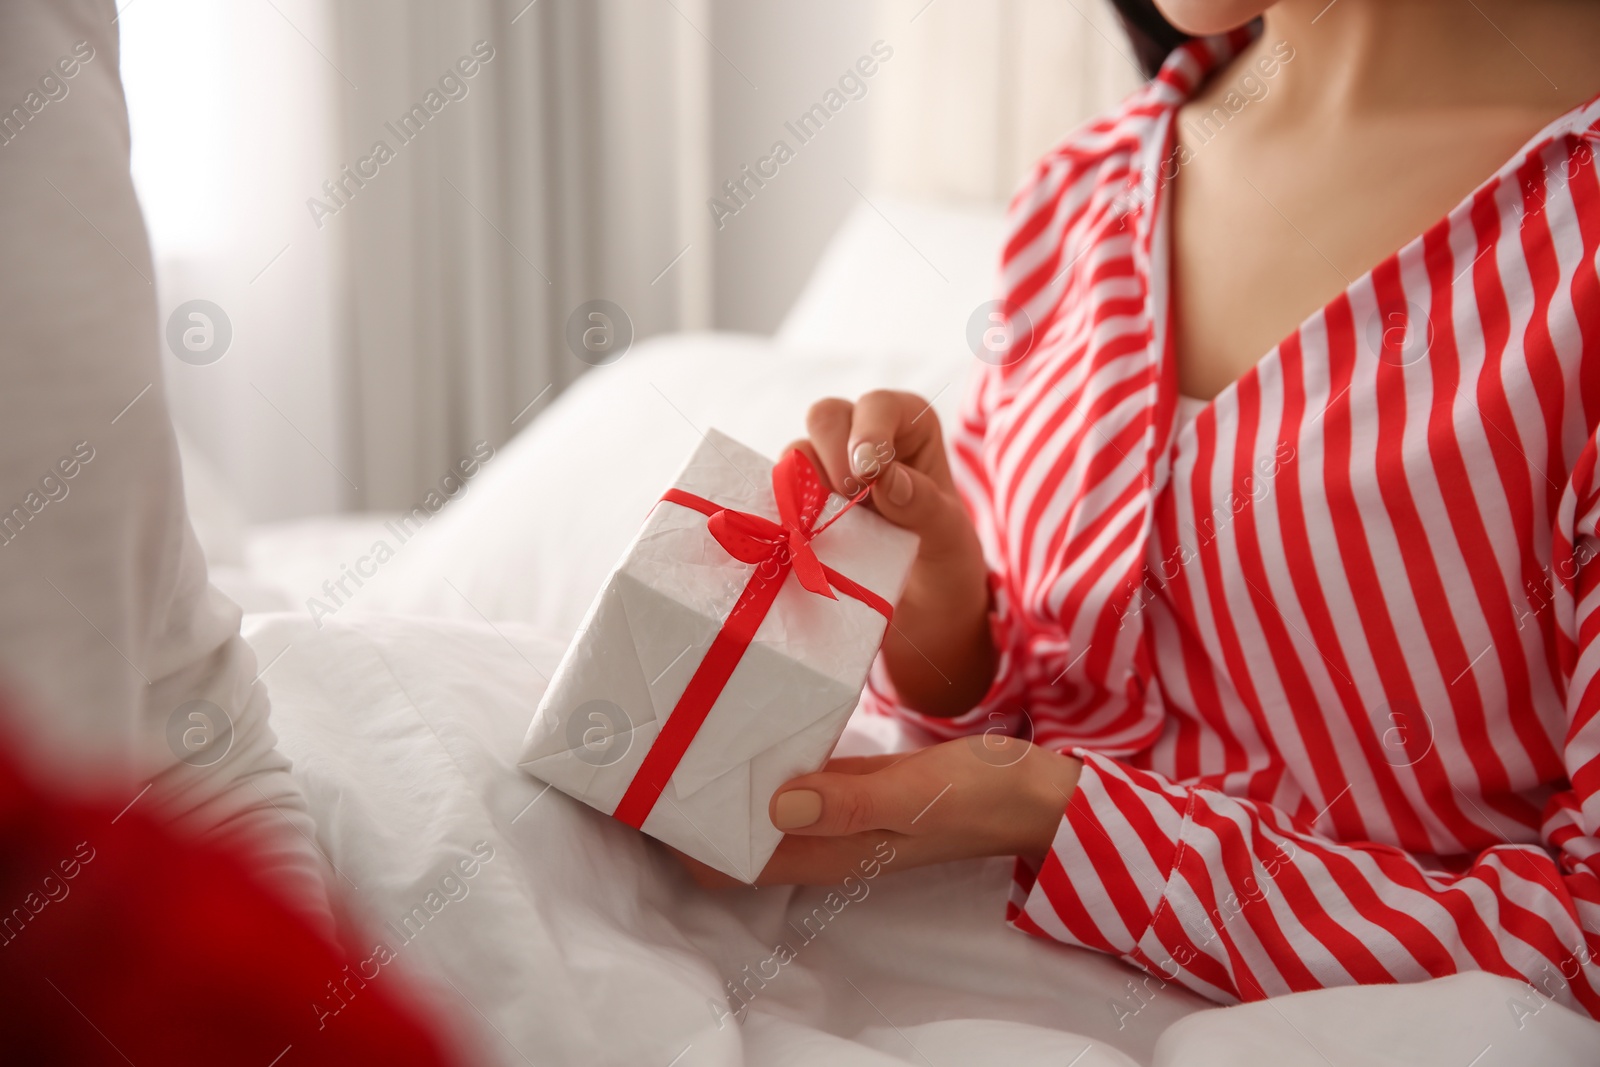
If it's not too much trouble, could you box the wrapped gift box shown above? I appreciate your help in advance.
[519,429,918,882]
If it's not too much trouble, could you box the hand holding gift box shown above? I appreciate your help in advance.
[519,429,918,883]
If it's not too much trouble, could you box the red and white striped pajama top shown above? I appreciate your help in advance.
[864,30,1600,1016]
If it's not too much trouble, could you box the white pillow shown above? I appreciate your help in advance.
[776,195,1007,358]
[357,332,974,638]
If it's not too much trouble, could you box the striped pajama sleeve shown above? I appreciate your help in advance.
[1009,431,1600,1017]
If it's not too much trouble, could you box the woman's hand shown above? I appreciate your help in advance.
[795,391,995,716]
[674,739,1082,888]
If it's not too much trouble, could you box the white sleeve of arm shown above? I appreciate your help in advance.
[0,0,332,931]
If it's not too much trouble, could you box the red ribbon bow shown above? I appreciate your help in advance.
[611,448,890,831]
[700,448,858,599]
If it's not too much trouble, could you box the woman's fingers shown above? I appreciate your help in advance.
[769,760,936,836]
[844,390,951,487]
[755,831,906,886]
[666,846,744,889]
[804,398,859,498]
[818,753,911,775]
[801,391,975,553]
[867,458,970,554]
[804,391,952,500]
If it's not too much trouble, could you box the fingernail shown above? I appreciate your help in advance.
[851,441,881,479]
[886,464,913,506]
[772,789,822,830]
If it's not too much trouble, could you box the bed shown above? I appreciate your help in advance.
[193,197,1600,1066]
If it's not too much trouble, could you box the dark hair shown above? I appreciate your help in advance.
[1106,0,1191,78]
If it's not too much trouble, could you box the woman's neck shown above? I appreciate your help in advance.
[1248,0,1600,119]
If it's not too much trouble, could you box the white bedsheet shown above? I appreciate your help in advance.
[245,612,1600,1067]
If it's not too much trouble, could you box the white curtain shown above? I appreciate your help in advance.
[328,0,1135,508]
[330,0,712,509]
[871,0,1141,204]
[121,0,1130,519]
[122,0,348,522]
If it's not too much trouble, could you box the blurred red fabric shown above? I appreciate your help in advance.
[0,722,462,1065]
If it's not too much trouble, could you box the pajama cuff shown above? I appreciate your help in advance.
[1009,750,1193,958]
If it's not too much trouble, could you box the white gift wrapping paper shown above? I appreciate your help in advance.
[519,429,919,882]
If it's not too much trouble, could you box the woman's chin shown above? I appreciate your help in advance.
[1151,0,1271,37]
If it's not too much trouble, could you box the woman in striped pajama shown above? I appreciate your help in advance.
[752,0,1600,1019]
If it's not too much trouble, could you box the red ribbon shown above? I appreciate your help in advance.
[611,449,891,830]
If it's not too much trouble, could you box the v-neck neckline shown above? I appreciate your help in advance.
[1142,34,1600,451]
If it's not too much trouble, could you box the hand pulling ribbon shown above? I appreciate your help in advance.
[611,449,892,830]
